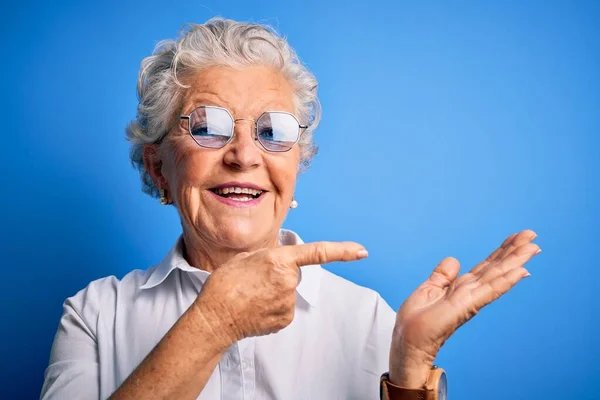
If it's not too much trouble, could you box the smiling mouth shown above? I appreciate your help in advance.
[209,186,264,202]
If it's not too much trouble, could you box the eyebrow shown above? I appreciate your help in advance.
[183,87,294,116]
[182,93,231,114]
[182,98,294,119]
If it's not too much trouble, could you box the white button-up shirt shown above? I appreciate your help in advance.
[41,230,396,400]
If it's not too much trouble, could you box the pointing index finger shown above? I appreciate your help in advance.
[281,241,368,267]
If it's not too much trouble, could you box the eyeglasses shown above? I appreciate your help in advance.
[179,106,308,152]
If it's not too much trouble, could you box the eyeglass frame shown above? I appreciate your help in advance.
[176,105,309,153]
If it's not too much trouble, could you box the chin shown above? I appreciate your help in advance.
[215,220,275,250]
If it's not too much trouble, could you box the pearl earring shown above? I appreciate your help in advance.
[290,198,298,209]
[159,188,168,205]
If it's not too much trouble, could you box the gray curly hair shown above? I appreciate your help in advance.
[125,18,321,198]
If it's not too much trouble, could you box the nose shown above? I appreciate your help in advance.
[222,119,262,170]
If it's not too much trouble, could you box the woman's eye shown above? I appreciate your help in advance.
[260,128,275,139]
[191,126,210,136]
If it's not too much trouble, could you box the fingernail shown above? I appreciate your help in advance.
[524,272,532,278]
[535,248,542,255]
[357,249,369,259]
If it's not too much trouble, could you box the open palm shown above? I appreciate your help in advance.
[391,230,541,369]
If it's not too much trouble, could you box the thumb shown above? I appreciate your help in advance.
[427,257,460,288]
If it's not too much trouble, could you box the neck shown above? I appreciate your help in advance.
[181,229,280,273]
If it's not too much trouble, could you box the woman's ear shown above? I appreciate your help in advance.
[142,144,169,191]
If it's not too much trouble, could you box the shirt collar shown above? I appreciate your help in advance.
[139,229,322,307]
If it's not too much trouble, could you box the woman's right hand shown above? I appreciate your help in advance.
[194,241,367,346]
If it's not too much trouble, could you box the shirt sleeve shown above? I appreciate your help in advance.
[367,293,397,371]
[40,283,101,400]
[353,292,397,399]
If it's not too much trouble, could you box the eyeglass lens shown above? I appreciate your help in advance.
[188,107,300,152]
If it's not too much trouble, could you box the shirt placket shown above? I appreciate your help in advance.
[220,338,255,400]
[239,337,255,399]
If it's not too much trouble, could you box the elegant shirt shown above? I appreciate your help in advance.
[40,229,397,400]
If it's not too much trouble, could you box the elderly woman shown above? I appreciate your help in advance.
[41,18,540,400]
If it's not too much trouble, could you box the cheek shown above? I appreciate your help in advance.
[161,140,217,202]
[270,151,300,197]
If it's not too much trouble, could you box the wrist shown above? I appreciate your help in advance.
[388,360,433,389]
[382,366,447,400]
[389,328,439,389]
[192,297,237,351]
[389,346,435,389]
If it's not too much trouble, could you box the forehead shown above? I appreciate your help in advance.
[181,65,296,117]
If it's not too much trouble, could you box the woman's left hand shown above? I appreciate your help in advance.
[389,230,541,387]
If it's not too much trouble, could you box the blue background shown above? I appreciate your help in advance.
[1,1,598,399]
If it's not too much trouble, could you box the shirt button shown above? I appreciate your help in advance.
[222,355,232,368]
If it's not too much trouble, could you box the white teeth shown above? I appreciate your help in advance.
[214,186,263,197]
